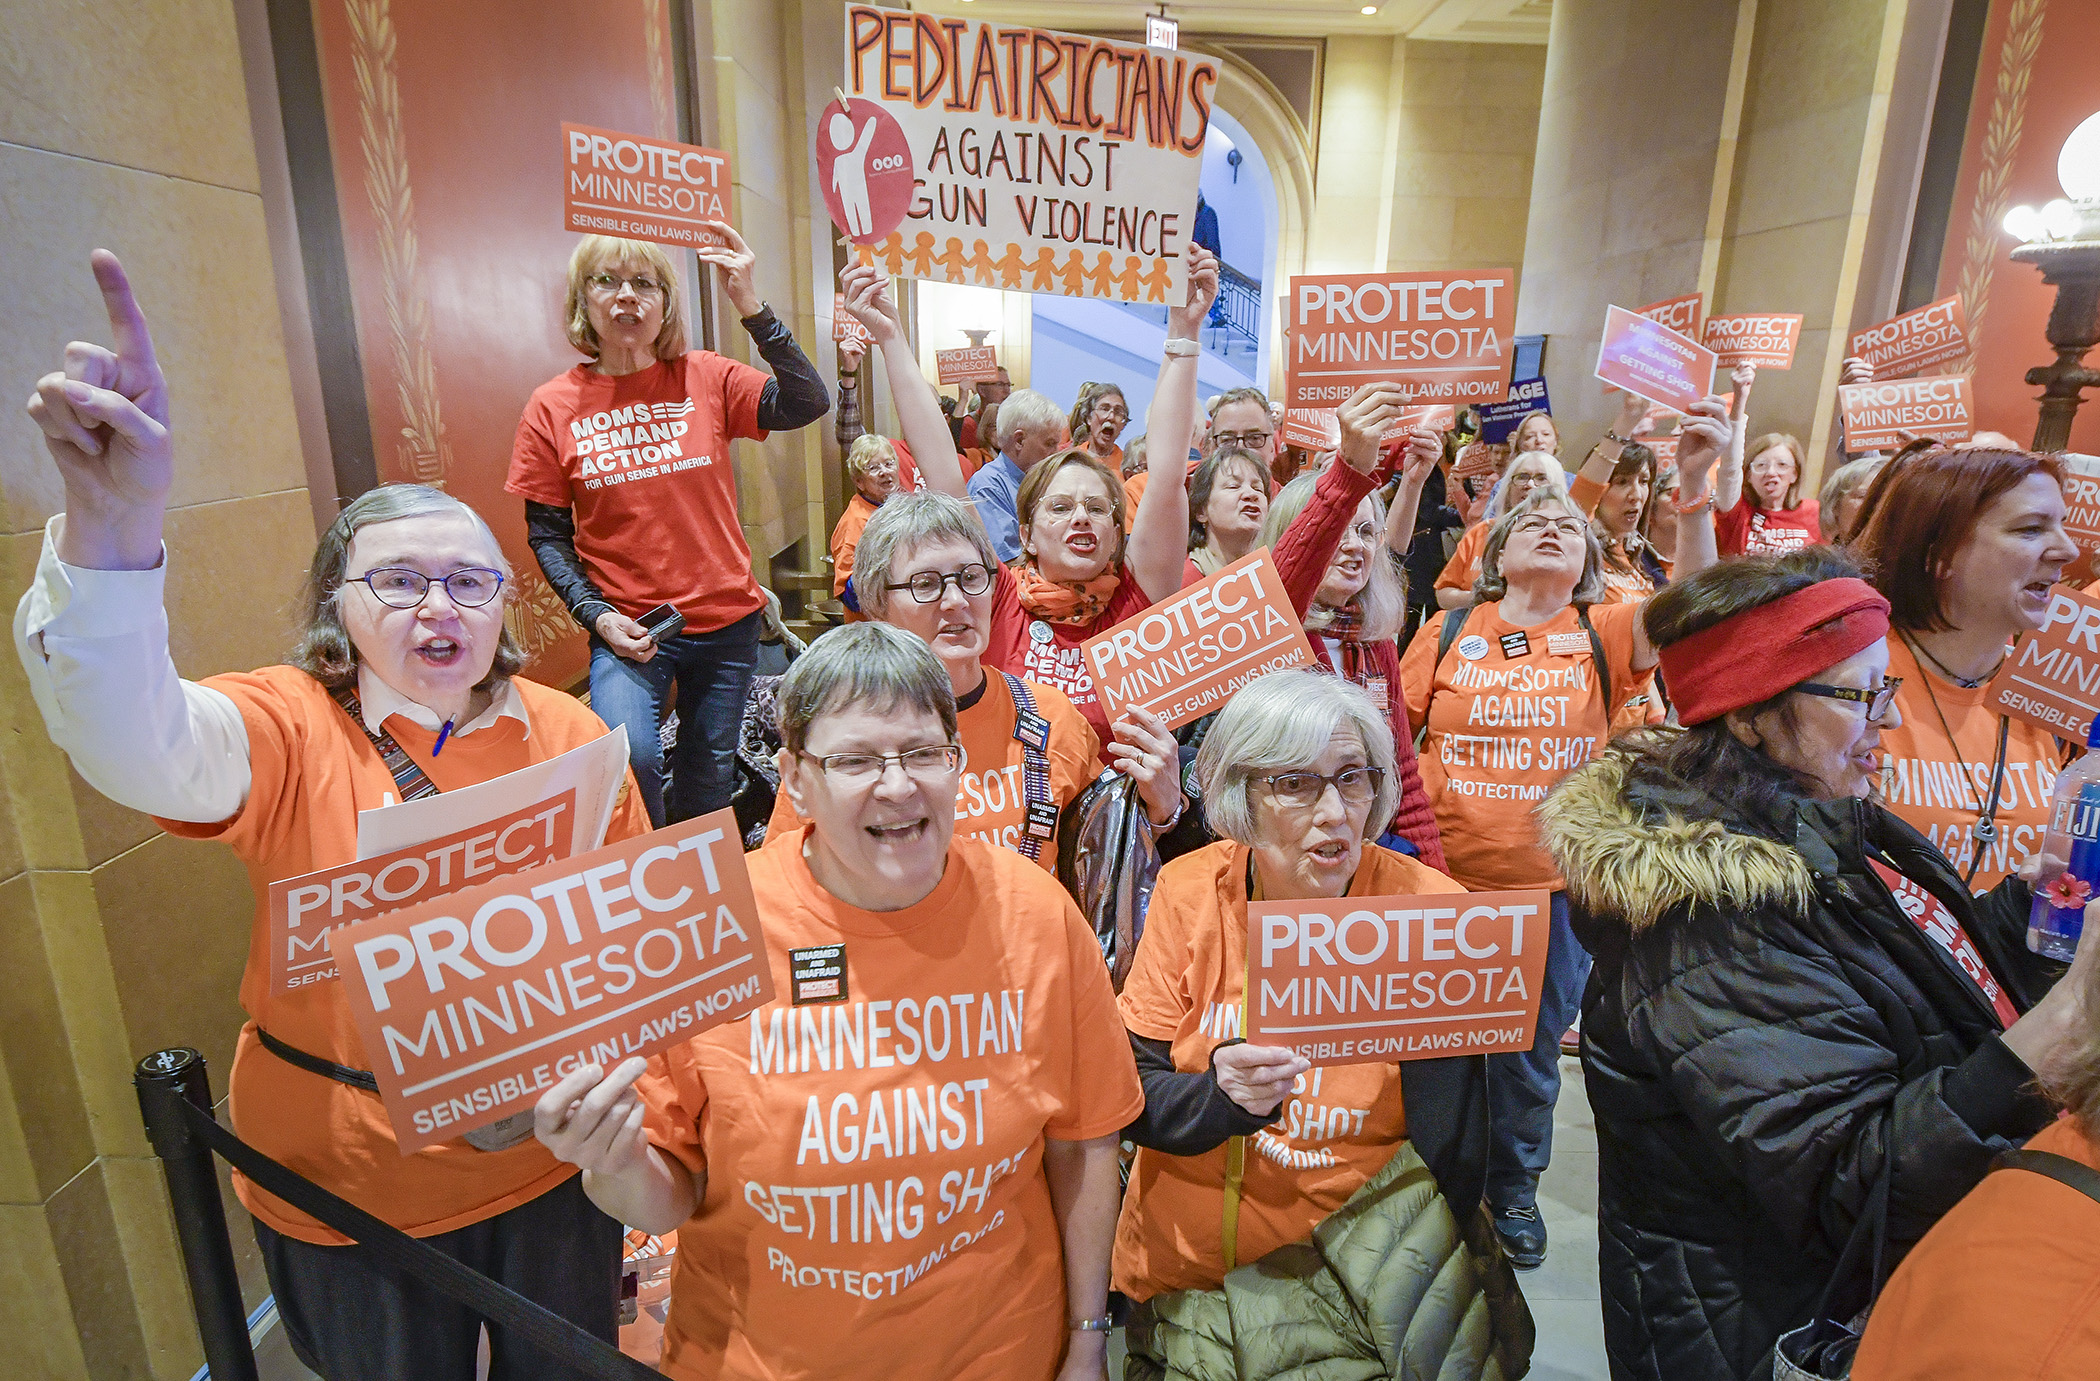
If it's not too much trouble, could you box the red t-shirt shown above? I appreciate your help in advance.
[983,564,1155,749]
[1716,498,1821,556]
[507,352,770,633]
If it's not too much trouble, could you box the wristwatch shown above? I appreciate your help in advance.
[1162,338,1200,357]
[1071,1315,1115,1333]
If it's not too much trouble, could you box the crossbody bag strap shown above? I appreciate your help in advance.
[330,685,441,802]
[1994,1147,2100,1203]
[1001,673,1058,862]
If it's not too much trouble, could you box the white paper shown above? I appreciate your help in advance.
[355,726,631,860]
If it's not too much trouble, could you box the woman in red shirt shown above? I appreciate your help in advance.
[508,230,827,826]
[1713,366,1820,554]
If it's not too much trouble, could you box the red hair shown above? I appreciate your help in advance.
[1849,441,2066,632]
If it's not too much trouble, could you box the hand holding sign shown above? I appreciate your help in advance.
[1213,1042,1309,1116]
[838,262,904,346]
[535,1056,651,1178]
[696,220,763,317]
[1336,382,1414,476]
[1675,396,1735,496]
[1105,705,1184,826]
[1393,426,1443,489]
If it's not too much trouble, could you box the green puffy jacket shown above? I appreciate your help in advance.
[1124,1143,1534,1381]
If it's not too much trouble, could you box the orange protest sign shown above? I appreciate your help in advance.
[1278,404,1454,452]
[934,346,999,384]
[1284,269,1518,408]
[269,792,578,996]
[561,123,733,249]
[1643,435,1680,468]
[1637,293,1703,337]
[1595,305,1718,413]
[330,809,772,1152]
[2059,454,2100,583]
[1245,890,1551,1065]
[1081,550,1314,729]
[1986,585,2100,742]
[832,293,871,346]
[1852,295,1969,379]
[1838,374,1975,451]
[1701,313,1802,369]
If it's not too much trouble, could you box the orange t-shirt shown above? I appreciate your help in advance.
[1433,523,1491,594]
[1877,634,2060,892]
[507,352,771,633]
[159,666,651,1242]
[637,835,1143,1381]
[1121,468,1150,532]
[1402,601,1643,890]
[1113,841,1462,1300]
[1852,1115,2100,1380]
[764,669,1101,869]
[830,492,880,598]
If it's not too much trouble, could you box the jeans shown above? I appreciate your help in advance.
[589,609,760,826]
[1485,890,1588,1210]
[253,1175,620,1381]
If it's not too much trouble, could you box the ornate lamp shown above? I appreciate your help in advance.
[2004,112,2100,451]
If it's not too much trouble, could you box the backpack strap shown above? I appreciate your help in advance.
[1993,1148,2100,1205]
[1001,673,1059,862]
[1574,604,1612,717]
[330,685,440,801]
[1416,606,1477,751]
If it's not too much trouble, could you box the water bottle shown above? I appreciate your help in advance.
[2028,719,2100,960]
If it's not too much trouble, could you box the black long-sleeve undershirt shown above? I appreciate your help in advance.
[1121,1032,1281,1156]
[525,305,829,630]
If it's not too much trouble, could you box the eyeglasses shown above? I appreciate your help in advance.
[884,563,994,603]
[1794,677,1903,721]
[1038,497,1115,522]
[350,567,506,609]
[1091,403,1129,421]
[586,272,666,299]
[800,744,964,786]
[1212,430,1273,450]
[1260,766,1385,808]
[1512,517,1588,538]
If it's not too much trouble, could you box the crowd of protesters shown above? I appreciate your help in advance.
[18,228,2100,1381]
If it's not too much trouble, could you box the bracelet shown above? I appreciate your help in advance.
[1162,337,1200,357]
[1071,1315,1114,1333]
[1668,489,1715,515]
[1145,792,1187,835]
[1604,430,1632,445]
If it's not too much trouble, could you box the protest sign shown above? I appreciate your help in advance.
[358,729,629,861]
[2059,453,2100,583]
[1838,374,1975,451]
[1595,305,1717,413]
[1852,296,1969,379]
[1245,890,1551,1066]
[1278,403,1454,453]
[1284,270,1518,408]
[1987,585,2100,743]
[561,123,732,249]
[1637,293,1703,337]
[833,293,872,347]
[934,346,1000,384]
[842,6,1215,302]
[1643,435,1680,468]
[1478,376,1551,445]
[271,792,578,996]
[332,809,772,1152]
[1702,313,1802,369]
[817,95,916,245]
[1083,550,1313,729]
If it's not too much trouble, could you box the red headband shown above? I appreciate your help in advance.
[1660,578,1891,726]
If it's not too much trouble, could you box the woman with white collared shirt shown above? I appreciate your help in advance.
[17,252,649,1381]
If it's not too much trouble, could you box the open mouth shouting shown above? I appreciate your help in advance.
[2019,576,2057,616]
[864,816,930,845]
[415,637,465,668]
[1064,529,1100,559]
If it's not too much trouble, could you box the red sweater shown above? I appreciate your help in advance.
[1271,460,1449,872]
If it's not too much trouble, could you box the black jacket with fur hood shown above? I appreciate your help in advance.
[1540,740,2061,1381]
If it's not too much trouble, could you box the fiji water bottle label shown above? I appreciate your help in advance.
[2038,796,2100,935]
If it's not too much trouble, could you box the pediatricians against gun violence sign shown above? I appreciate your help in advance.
[840,5,1215,303]
[330,810,773,1152]
[1245,890,1551,1067]
[1285,270,1518,408]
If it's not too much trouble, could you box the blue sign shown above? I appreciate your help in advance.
[1478,377,1551,446]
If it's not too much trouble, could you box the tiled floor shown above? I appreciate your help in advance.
[255,1059,1612,1380]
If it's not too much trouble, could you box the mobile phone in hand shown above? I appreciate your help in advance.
[637,603,686,642]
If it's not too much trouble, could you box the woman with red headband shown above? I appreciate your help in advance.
[1848,442,2078,891]
[1540,546,2092,1381]
[1397,397,1730,1270]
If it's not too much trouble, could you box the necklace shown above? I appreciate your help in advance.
[1897,632,2011,856]
[1907,632,2004,690]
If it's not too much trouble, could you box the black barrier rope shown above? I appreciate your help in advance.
[135,1047,657,1381]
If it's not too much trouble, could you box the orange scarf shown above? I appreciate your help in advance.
[1013,561,1123,626]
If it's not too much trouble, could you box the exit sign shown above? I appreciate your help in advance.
[1146,14,1179,48]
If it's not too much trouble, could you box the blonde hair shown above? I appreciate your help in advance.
[564,235,688,361]
[1258,469,1403,640]
[846,434,898,479]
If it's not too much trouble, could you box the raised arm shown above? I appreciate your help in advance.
[1575,389,1652,496]
[1712,362,1756,513]
[1124,245,1219,601]
[839,262,966,499]
[698,220,829,432]
[1380,426,1443,558]
[1630,396,1730,670]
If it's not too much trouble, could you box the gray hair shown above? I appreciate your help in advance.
[992,388,1065,452]
[1473,484,1608,605]
[1483,450,1565,522]
[1818,455,1886,542]
[1257,468,1404,640]
[292,484,523,690]
[1194,671,1398,844]
[775,623,957,758]
[1207,386,1271,421]
[853,493,1000,622]
[846,433,898,479]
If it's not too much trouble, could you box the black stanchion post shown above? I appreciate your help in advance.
[135,1048,260,1381]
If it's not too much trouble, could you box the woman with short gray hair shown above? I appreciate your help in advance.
[18,253,652,1379]
[538,621,1144,1380]
[1114,671,1521,1378]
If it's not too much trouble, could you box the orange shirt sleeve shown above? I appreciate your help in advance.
[830,499,872,598]
[1587,600,1645,720]
[638,1044,711,1179]
[158,670,311,860]
[1045,895,1147,1139]
[504,388,574,508]
[1121,470,1149,533]
[1115,862,1201,1043]
[1400,609,1448,736]
[1568,472,1607,516]
[1435,525,1485,591]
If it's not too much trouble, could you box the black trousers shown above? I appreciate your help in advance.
[252,1175,622,1381]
